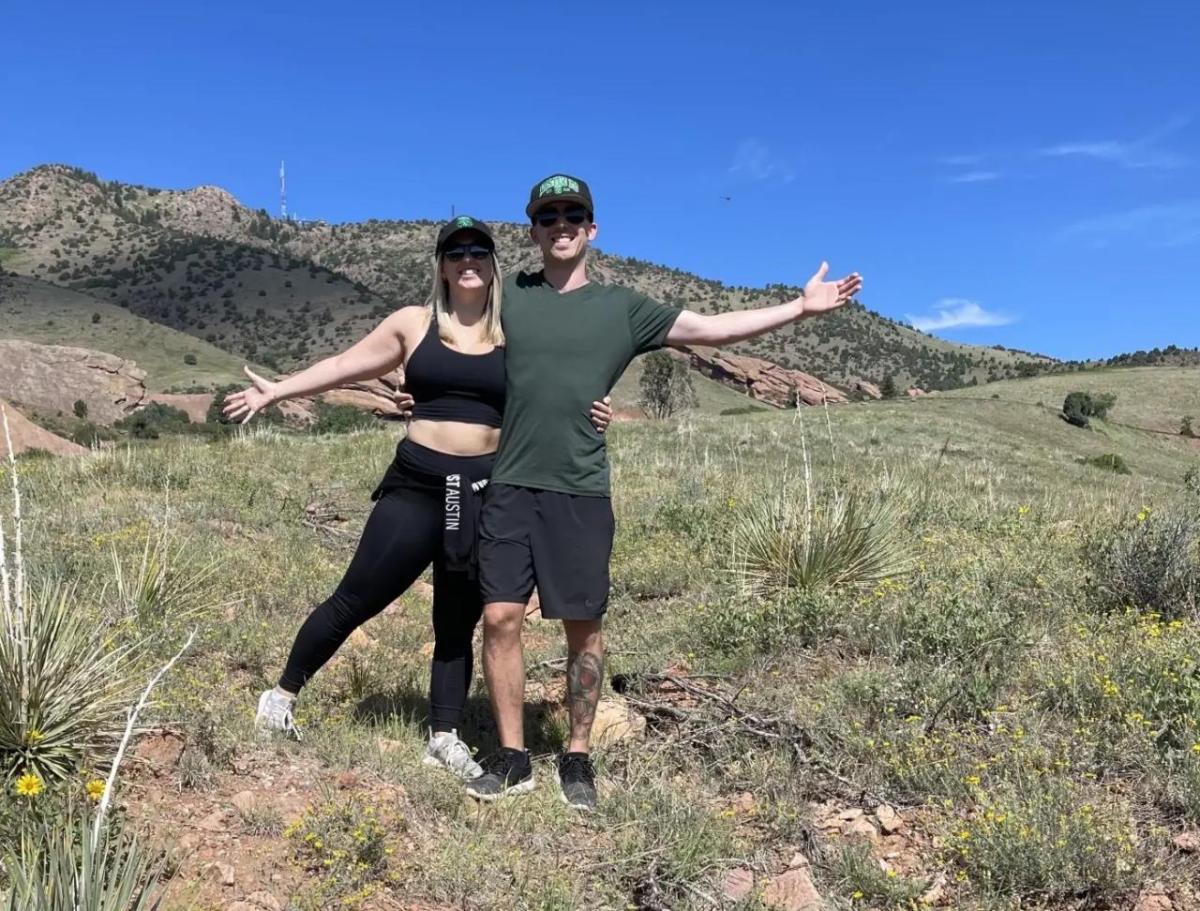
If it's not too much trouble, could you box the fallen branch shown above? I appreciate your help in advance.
[93,628,197,844]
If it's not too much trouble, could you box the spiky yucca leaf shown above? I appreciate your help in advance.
[730,485,913,596]
[3,813,167,911]
[0,582,143,783]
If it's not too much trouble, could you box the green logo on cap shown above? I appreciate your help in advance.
[537,176,580,198]
[454,216,475,228]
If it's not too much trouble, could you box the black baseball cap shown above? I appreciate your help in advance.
[435,216,495,255]
[525,174,594,219]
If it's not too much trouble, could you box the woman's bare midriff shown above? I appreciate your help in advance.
[405,419,501,457]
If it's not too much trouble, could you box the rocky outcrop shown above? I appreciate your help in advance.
[315,370,404,418]
[0,399,86,457]
[679,346,846,407]
[146,393,214,423]
[0,340,146,424]
[905,387,928,398]
[852,379,883,400]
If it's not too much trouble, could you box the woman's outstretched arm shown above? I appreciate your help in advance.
[224,308,420,423]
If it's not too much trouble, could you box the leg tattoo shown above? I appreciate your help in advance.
[567,650,604,738]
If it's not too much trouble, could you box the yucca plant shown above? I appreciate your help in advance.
[108,532,215,629]
[729,483,913,596]
[0,407,145,785]
[0,581,144,784]
[3,813,167,910]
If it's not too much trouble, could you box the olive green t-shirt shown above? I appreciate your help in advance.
[492,271,682,497]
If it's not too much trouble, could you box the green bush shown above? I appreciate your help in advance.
[1182,415,1195,438]
[1078,453,1130,475]
[1063,391,1117,428]
[1087,506,1200,619]
[639,351,697,419]
[312,401,376,435]
[114,404,190,440]
[719,404,768,416]
[72,400,87,420]
[183,353,197,366]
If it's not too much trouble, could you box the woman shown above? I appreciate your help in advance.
[223,216,613,779]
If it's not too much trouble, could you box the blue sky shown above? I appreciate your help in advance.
[2,0,1197,360]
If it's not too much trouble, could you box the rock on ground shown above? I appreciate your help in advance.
[673,345,846,408]
[0,398,85,457]
[0,340,146,424]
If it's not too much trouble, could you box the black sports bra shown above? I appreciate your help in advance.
[405,318,505,428]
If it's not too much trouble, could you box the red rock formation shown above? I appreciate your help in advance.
[0,399,86,457]
[679,345,846,407]
[852,379,883,400]
[0,340,146,424]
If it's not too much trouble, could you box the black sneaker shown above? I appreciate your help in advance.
[465,748,535,801]
[556,752,597,812]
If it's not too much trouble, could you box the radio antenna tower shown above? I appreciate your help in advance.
[279,160,287,220]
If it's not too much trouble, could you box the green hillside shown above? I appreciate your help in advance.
[941,366,1200,435]
[0,164,1056,390]
[0,273,258,391]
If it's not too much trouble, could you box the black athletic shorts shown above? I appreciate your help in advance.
[478,482,614,621]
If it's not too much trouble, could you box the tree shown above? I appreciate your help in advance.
[183,353,197,366]
[73,399,88,419]
[880,375,898,399]
[639,351,698,419]
[1183,416,1196,438]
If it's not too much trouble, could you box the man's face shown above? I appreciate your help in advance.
[529,203,597,264]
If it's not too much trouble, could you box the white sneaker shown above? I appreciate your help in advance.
[423,730,483,780]
[255,689,302,740]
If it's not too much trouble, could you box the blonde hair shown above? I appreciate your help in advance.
[426,253,505,347]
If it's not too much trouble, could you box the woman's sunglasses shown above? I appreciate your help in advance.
[533,205,590,228]
[443,244,493,263]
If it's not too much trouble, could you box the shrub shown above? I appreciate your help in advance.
[1078,453,1131,475]
[183,353,197,366]
[719,404,768,416]
[72,400,87,420]
[639,351,697,419]
[1087,506,1200,619]
[729,483,912,597]
[1182,415,1195,438]
[312,401,376,435]
[114,404,190,440]
[1063,391,1117,428]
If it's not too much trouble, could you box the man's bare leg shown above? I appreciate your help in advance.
[482,600,527,750]
[563,619,604,754]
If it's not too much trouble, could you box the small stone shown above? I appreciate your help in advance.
[837,806,865,822]
[590,697,647,747]
[1134,891,1173,911]
[177,832,201,851]
[335,771,360,790]
[246,891,284,911]
[230,790,256,816]
[207,861,235,886]
[419,641,435,658]
[762,866,823,911]
[875,803,903,834]
[524,590,543,622]
[722,868,754,902]
[1172,831,1200,853]
[197,809,228,832]
[844,816,879,840]
[787,851,810,869]
[920,873,948,906]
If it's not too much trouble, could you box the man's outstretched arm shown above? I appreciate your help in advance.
[665,263,862,347]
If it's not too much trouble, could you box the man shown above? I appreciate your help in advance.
[466,174,862,810]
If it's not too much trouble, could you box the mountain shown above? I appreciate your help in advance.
[0,164,1056,390]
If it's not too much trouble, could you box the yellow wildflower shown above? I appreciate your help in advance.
[15,772,44,798]
[86,778,106,801]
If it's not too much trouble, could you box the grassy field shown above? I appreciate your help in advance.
[0,274,258,391]
[3,391,1200,909]
[942,366,1200,434]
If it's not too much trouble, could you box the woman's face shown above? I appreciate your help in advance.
[440,230,494,295]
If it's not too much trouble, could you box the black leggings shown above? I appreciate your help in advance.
[279,440,493,732]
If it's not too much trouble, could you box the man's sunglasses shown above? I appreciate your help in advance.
[443,244,493,262]
[533,205,590,228]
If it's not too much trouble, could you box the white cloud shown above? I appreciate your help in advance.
[947,170,1001,184]
[1059,200,1200,248]
[729,138,795,184]
[906,299,1016,332]
[1040,116,1191,170]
